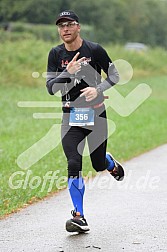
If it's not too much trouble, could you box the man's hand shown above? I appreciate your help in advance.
[66,52,85,74]
[80,87,98,102]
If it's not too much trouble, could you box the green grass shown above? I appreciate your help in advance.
[0,39,167,217]
[0,75,167,217]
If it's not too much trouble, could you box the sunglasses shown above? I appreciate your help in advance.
[57,21,79,29]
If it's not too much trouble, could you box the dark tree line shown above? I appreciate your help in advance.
[0,0,167,47]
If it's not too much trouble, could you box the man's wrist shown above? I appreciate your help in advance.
[65,68,75,78]
[96,86,102,95]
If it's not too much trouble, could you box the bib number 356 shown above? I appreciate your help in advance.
[75,113,88,121]
[69,108,94,126]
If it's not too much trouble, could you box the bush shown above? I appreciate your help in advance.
[0,22,95,42]
[0,30,36,43]
[10,22,58,41]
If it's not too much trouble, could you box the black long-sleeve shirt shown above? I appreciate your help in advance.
[46,39,119,109]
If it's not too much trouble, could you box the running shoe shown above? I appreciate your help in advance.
[106,152,124,181]
[66,210,90,233]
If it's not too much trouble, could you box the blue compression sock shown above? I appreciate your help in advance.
[68,177,85,216]
[106,153,115,171]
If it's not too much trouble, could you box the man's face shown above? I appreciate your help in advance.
[57,19,81,44]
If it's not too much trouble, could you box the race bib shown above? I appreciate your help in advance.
[69,107,95,126]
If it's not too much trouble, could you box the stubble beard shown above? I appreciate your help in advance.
[62,31,79,44]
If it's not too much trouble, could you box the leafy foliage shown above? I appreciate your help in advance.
[0,0,167,47]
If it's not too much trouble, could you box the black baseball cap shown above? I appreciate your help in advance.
[56,10,79,25]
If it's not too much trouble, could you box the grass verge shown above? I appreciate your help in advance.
[0,75,167,217]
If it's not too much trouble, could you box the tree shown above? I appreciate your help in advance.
[0,0,70,23]
[1,0,167,48]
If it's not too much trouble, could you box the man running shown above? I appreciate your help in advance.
[46,10,124,233]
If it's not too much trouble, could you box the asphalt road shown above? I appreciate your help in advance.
[0,144,167,252]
